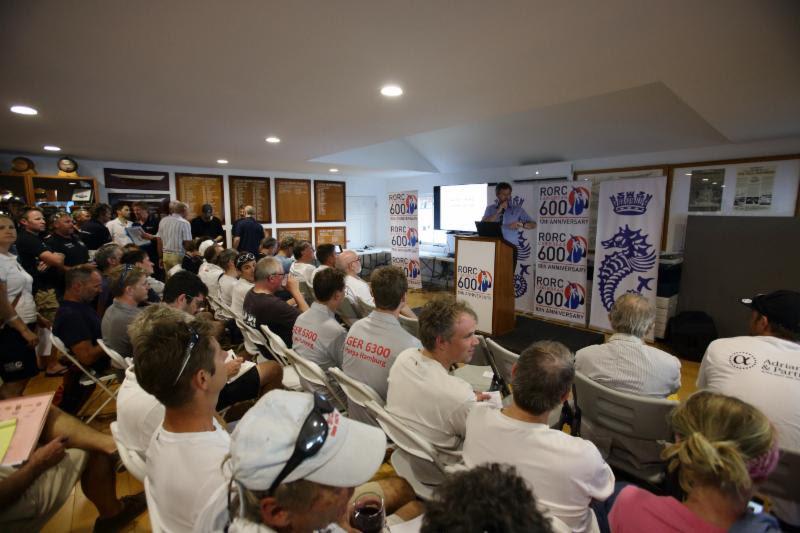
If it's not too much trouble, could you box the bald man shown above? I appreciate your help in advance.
[337,250,417,318]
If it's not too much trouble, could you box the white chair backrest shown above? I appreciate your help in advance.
[485,338,519,385]
[167,263,183,278]
[470,334,490,366]
[235,317,261,356]
[574,371,677,441]
[328,367,384,408]
[398,314,420,339]
[259,324,291,367]
[282,349,328,388]
[144,476,167,533]
[356,296,375,317]
[298,280,315,304]
[759,447,800,503]
[50,334,69,357]
[110,421,146,482]
[97,339,131,370]
[364,400,445,471]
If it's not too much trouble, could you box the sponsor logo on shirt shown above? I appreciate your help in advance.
[728,352,757,370]
[344,336,391,368]
[760,359,800,381]
[292,325,318,351]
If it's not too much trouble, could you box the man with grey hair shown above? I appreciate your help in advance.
[464,341,615,532]
[156,200,193,273]
[233,205,267,255]
[575,293,681,398]
[243,257,308,347]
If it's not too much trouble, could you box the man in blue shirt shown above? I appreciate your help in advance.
[232,205,267,255]
[482,182,536,270]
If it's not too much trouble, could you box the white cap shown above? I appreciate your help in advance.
[230,390,386,491]
[198,239,215,256]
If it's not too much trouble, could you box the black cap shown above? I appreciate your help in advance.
[741,290,800,333]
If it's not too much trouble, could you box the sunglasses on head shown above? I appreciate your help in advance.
[117,263,135,289]
[172,325,201,385]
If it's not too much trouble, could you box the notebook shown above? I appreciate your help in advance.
[0,392,54,466]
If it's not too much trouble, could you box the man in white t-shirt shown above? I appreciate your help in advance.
[337,250,417,319]
[343,266,421,423]
[289,240,315,286]
[697,289,800,528]
[386,296,487,452]
[105,202,135,246]
[231,252,255,318]
[132,306,232,532]
[464,340,615,532]
[198,243,225,301]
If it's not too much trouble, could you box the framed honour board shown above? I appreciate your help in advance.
[315,226,346,247]
[276,227,312,243]
[314,180,346,222]
[176,173,225,223]
[275,178,312,223]
[229,176,271,223]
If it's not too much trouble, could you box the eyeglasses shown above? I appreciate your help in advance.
[172,325,200,385]
[267,392,334,495]
[117,263,135,289]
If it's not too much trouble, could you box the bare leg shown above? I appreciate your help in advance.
[81,451,123,518]
[42,406,116,455]
[256,361,283,395]
[0,379,28,399]
[394,500,425,521]
[376,476,416,515]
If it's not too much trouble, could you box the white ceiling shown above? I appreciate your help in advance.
[0,0,798,177]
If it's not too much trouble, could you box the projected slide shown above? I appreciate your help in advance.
[440,183,488,232]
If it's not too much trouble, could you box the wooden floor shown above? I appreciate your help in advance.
[27,287,697,532]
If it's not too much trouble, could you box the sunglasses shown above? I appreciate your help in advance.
[267,392,334,494]
[117,263,135,289]
[172,325,200,385]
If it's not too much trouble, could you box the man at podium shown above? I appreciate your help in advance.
[482,182,536,270]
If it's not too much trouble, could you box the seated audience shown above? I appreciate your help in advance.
[121,247,162,302]
[198,242,224,301]
[293,268,347,371]
[133,312,231,532]
[288,240,315,285]
[576,293,681,397]
[258,236,277,260]
[337,249,418,318]
[311,243,337,283]
[53,265,108,414]
[79,202,112,251]
[274,236,295,273]
[195,390,420,533]
[163,270,211,317]
[386,296,485,452]
[343,266,421,402]
[71,207,91,229]
[130,201,162,280]
[0,403,146,531]
[610,391,782,532]
[697,289,800,529]
[231,253,256,319]
[464,340,615,532]
[217,248,240,311]
[181,237,205,274]
[421,463,560,533]
[101,265,149,358]
[94,242,123,317]
[243,257,308,347]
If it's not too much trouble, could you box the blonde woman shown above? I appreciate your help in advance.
[610,391,781,532]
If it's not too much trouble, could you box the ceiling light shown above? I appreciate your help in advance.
[721,185,726,188]
[583,178,589,181]
[10,105,38,115]
[43,145,61,151]
[685,172,692,176]
[265,136,281,144]
[535,171,540,175]
[69,182,77,185]
[711,182,717,185]
[380,85,403,97]
[329,168,339,173]
[702,178,709,182]
[217,159,228,164]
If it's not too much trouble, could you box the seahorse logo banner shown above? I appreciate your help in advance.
[589,176,666,339]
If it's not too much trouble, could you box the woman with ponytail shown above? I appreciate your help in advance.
[610,391,781,532]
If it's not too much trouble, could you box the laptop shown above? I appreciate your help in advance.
[474,221,503,238]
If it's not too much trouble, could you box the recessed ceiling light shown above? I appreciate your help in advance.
[380,85,403,97]
[10,105,38,115]
[702,178,709,182]
[685,172,692,176]
[329,168,339,173]
[43,145,61,152]
[69,182,77,185]
[217,159,228,164]
[265,136,281,144]
[535,171,540,175]
[721,185,726,188]
[583,178,589,181]
[711,182,717,185]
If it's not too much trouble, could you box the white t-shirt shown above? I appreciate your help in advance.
[464,405,615,532]
[289,261,315,286]
[698,335,800,525]
[106,218,133,246]
[146,418,231,532]
[199,263,225,301]
[386,348,476,451]
[344,275,374,307]
[231,279,253,319]
[218,273,239,316]
[117,366,164,455]
[310,264,329,284]
[0,252,36,323]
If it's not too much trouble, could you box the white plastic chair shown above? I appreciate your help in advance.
[207,294,235,321]
[573,371,677,484]
[398,314,420,339]
[484,337,519,386]
[365,400,464,500]
[328,367,384,426]
[144,476,167,533]
[238,322,299,390]
[337,296,363,327]
[356,296,375,317]
[281,348,347,411]
[97,339,132,370]
[110,421,146,482]
[51,334,118,423]
[297,279,315,304]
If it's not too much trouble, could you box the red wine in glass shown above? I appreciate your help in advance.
[351,495,385,533]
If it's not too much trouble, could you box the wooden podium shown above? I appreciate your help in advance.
[454,236,516,336]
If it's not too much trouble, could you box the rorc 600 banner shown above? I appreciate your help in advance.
[532,181,591,326]
[388,190,422,289]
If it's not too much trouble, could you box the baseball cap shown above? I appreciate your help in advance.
[198,239,215,256]
[230,390,386,491]
[741,290,800,333]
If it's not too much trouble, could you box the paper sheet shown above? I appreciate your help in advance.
[0,419,17,462]
[226,350,256,384]
[0,392,54,466]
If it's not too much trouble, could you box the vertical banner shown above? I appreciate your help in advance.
[484,182,537,313]
[589,176,666,334]
[532,181,592,325]
[455,239,496,333]
[388,191,422,289]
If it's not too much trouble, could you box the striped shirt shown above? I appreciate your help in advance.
[156,214,192,255]
[575,333,681,398]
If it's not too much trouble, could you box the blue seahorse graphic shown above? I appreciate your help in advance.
[598,225,656,311]
[514,264,530,298]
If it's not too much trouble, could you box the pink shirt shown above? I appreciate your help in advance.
[610,486,724,533]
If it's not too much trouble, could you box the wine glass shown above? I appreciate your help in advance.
[350,491,386,533]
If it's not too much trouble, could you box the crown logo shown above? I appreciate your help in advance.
[610,191,652,215]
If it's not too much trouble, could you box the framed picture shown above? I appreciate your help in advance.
[275,178,312,223]
[314,180,346,222]
[104,168,170,190]
[276,227,312,243]
[175,173,226,224]
[229,176,271,223]
[315,226,347,247]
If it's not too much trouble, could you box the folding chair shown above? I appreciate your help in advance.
[398,314,420,339]
[281,348,347,412]
[356,296,375,317]
[298,279,315,304]
[97,339,131,370]
[110,421,147,482]
[573,371,677,484]
[206,294,234,321]
[484,337,519,388]
[50,334,118,423]
[144,476,167,533]
[328,367,384,426]
[236,320,301,390]
[364,400,464,500]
